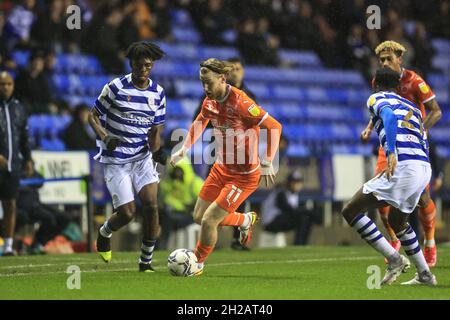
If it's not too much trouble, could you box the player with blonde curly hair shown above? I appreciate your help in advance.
[361,40,443,267]
[170,58,282,275]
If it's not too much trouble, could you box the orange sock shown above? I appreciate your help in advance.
[419,200,436,241]
[219,212,246,227]
[194,240,214,263]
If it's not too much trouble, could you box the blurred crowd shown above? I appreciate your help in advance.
[0,0,448,86]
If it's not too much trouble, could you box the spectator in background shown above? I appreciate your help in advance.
[261,170,321,245]
[30,0,66,52]
[431,0,450,39]
[88,8,125,74]
[286,0,317,50]
[0,71,34,256]
[14,50,52,114]
[314,14,344,68]
[63,104,96,150]
[237,18,280,66]
[15,170,71,254]
[198,0,232,45]
[117,1,143,52]
[148,0,173,41]
[410,22,435,78]
[0,12,17,72]
[346,24,372,82]
[3,0,36,50]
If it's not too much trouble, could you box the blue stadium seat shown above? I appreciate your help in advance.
[40,138,66,151]
[286,143,310,157]
[174,79,203,98]
[437,146,450,158]
[55,54,104,75]
[12,51,30,68]
[173,26,201,44]
[171,9,194,27]
[279,49,322,68]
[428,73,449,90]
[431,126,450,144]
[432,38,450,55]
[221,29,237,44]
[273,85,304,101]
[180,99,199,117]
[200,46,240,60]
[432,55,450,73]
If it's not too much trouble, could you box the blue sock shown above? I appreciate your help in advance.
[139,239,156,265]
[397,225,429,273]
[351,214,398,262]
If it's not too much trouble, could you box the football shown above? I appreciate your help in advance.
[167,249,198,277]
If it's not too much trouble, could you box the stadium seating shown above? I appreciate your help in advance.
[15,8,449,158]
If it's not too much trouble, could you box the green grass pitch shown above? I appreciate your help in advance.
[1,246,449,300]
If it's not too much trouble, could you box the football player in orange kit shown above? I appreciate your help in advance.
[170,58,282,275]
[361,41,442,267]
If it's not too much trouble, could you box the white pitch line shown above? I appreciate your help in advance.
[0,256,378,278]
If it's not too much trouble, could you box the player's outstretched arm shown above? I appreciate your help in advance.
[259,115,282,187]
[423,98,442,130]
[360,118,374,143]
[170,113,210,167]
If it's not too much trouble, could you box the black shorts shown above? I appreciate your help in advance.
[0,170,20,200]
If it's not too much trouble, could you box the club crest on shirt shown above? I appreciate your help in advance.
[368,96,376,107]
[418,82,429,94]
[248,104,260,116]
[127,95,132,102]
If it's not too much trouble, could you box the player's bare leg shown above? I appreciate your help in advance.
[388,207,436,285]
[192,202,229,275]
[137,183,160,272]
[341,188,410,285]
[97,201,136,262]
[378,206,401,264]
[193,197,213,225]
[417,189,437,267]
[1,199,17,256]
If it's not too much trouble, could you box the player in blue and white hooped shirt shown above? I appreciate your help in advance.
[88,41,167,272]
[340,67,436,286]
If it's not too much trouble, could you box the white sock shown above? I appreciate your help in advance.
[99,221,113,238]
[351,214,399,262]
[4,238,13,252]
[424,239,435,248]
[241,213,251,229]
[397,225,429,273]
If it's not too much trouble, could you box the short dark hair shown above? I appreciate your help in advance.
[125,41,165,62]
[374,67,400,90]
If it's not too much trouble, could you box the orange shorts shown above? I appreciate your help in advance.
[199,164,260,213]
[375,146,387,175]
